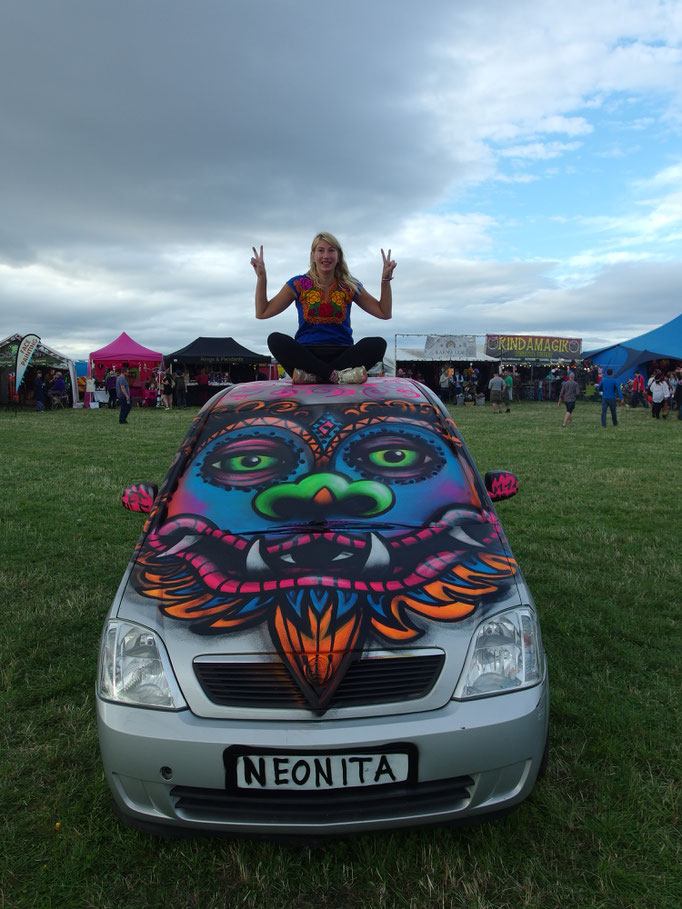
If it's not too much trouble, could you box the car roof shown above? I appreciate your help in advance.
[207,376,439,409]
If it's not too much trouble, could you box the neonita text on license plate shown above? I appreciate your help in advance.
[236,752,411,791]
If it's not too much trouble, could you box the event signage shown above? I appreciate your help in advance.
[486,334,582,360]
[424,335,477,359]
[14,333,41,392]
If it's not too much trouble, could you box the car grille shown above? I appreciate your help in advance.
[171,775,474,824]
[193,651,445,709]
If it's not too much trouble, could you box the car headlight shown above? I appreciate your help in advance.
[97,620,187,709]
[453,606,543,699]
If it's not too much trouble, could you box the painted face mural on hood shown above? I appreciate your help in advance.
[133,387,517,710]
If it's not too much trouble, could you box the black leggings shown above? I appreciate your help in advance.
[267,333,387,381]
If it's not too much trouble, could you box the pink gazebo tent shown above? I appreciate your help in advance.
[86,332,163,407]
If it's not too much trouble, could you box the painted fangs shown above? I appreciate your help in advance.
[165,535,202,556]
[245,538,270,574]
[363,532,391,572]
[448,525,483,548]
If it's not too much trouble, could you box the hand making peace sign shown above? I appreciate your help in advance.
[381,248,397,282]
[250,245,266,279]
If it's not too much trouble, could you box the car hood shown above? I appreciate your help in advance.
[111,506,528,719]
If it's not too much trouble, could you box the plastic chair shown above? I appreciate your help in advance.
[49,392,69,409]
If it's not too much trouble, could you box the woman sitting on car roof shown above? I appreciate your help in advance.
[250,232,396,384]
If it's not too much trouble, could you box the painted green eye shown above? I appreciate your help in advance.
[212,454,279,473]
[368,448,419,468]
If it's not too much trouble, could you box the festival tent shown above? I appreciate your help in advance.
[166,337,274,382]
[87,332,164,406]
[0,333,78,406]
[167,336,267,366]
[582,313,682,380]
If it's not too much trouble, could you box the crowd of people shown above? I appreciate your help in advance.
[552,364,682,428]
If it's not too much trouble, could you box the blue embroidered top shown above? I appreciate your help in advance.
[286,274,362,346]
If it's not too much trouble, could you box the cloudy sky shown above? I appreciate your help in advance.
[2,0,682,362]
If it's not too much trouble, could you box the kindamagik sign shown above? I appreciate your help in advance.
[486,334,582,360]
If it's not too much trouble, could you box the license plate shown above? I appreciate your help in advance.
[225,744,417,792]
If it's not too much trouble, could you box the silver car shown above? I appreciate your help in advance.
[97,377,548,835]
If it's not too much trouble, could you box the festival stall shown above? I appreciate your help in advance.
[165,337,273,406]
[86,332,164,408]
[582,313,682,383]
[0,333,78,407]
[391,334,498,401]
[485,333,584,400]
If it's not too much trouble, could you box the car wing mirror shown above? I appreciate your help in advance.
[484,470,518,501]
[121,483,158,513]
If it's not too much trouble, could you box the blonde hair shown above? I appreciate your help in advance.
[308,232,358,293]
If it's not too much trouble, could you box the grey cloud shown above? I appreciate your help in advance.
[1,1,682,361]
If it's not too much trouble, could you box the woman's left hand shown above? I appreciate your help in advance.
[381,248,397,282]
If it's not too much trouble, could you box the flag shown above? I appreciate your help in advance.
[15,334,41,394]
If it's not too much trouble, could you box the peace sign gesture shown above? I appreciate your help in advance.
[381,248,397,282]
[250,245,266,279]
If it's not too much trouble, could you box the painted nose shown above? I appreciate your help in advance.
[253,473,394,521]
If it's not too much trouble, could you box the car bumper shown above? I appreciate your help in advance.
[97,681,548,835]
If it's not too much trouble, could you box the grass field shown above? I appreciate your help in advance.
[1,396,680,909]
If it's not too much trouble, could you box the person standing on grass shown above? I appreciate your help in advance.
[488,372,505,413]
[174,370,186,408]
[105,368,118,408]
[439,367,451,403]
[503,370,513,412]
[596,367,622,427]
[33,370,46,412]
[649,371,670,420]
[558,370,580,427]
[116,367,132,425]
[674,374,682,420]
[161,370,174,410]
[631,371,647,408]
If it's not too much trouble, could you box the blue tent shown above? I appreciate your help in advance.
[582,313,682,381]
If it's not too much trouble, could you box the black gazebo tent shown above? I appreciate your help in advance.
[166,337,272,401]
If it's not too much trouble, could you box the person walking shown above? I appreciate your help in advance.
[488,373,505,413]
[558,371,580,427]
[116,367,132,424]
[596,368,623,427]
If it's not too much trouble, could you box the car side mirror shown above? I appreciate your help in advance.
[121,483,158,513]
[484,470,518,501]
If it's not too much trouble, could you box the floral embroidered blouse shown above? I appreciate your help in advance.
[286,274,362,346]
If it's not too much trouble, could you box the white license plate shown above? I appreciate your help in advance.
[227,746,415,791]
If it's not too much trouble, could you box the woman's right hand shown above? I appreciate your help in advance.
[251,245,266,278]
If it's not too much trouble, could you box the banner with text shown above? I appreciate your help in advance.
[14,333,41,393]
[486,334,582,360]
[424,335,477,359]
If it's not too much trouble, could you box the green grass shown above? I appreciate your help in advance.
[1,400,680,909]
